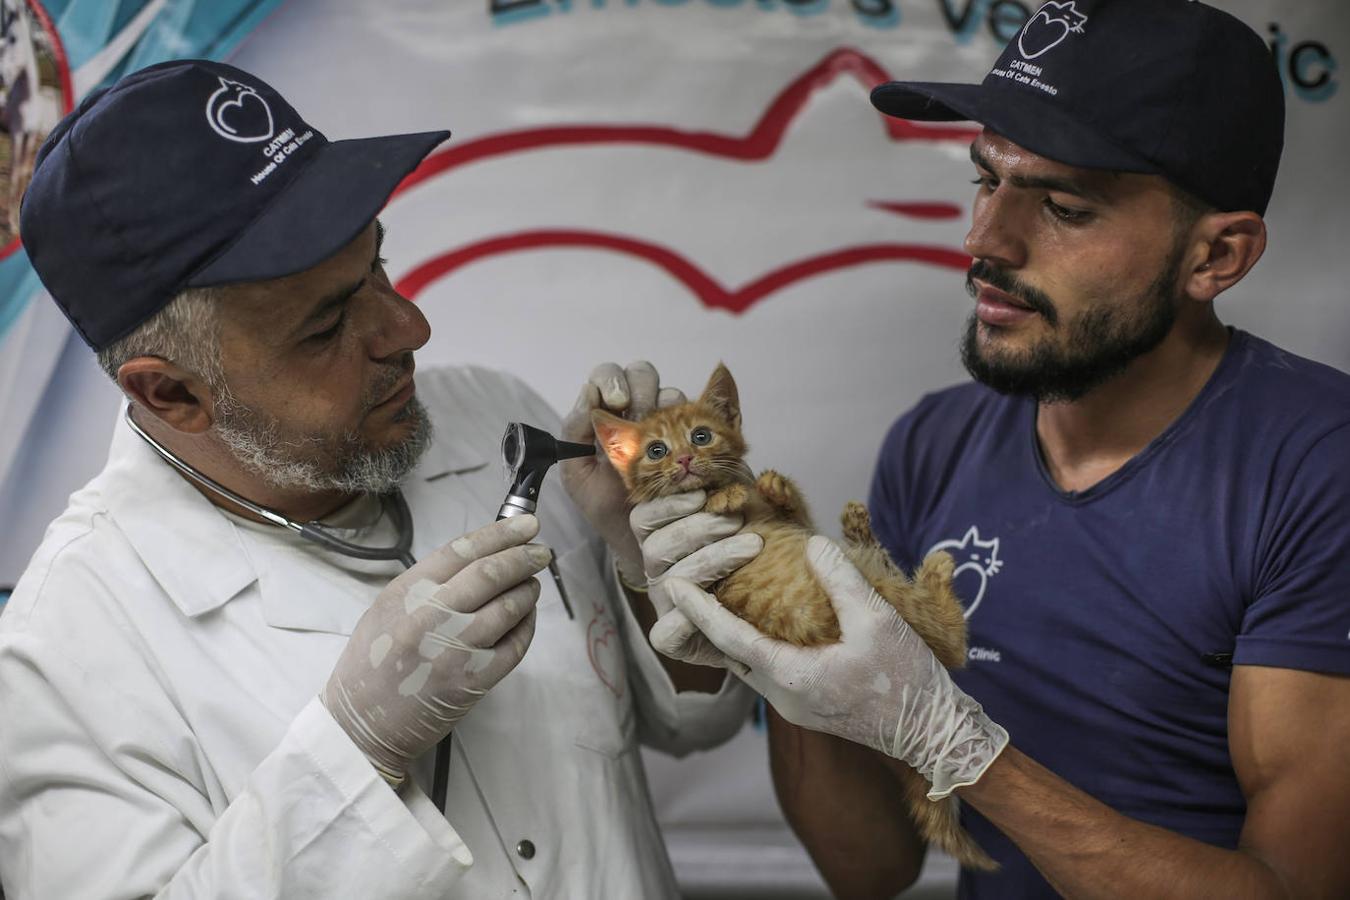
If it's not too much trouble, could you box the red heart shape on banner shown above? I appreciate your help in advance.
[387,47,976,312]
[395,231,970,315]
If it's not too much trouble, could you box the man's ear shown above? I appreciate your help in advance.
[590,410,641,479]
[1182,211,1266,303]
[118,357,216,435]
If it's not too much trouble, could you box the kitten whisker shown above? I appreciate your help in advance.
[705,458,755,485]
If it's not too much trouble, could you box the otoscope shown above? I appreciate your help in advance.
[496,422,596,621]
[497,422,596,521]
[433,422,597,813]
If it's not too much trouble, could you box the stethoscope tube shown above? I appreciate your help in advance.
[123,405,417,566]
[122,407,453,808]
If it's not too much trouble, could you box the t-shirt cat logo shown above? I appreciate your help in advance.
[205,76,274,144]
[1018,1,1089,60]
[926,526,1002,619]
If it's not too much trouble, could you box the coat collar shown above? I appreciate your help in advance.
[102,413,256,619]
[104,397,488,629]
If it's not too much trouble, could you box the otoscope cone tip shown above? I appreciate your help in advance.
[555,440,597,461]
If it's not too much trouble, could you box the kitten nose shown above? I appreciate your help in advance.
[677,454,693,470]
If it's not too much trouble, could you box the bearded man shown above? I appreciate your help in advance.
[635,1,1350,897]
[0,59,754,899]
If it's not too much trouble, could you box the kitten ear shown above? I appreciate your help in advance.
[590,410,642,475]
[699,362,741,430]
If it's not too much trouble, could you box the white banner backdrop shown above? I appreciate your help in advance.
[3,1,1347,894]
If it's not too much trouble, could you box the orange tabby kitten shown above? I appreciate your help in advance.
[592,363,996,872]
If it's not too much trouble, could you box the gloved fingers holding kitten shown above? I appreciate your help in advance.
[632,489,763,668]
[665,534,1009,799]
[560,360,687,582]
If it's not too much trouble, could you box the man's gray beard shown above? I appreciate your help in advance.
[211,389,432,495]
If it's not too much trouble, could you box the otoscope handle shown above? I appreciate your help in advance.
[496,496,536,520]
[440,496,541,812]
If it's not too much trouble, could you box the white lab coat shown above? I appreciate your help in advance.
[0,365,753,900]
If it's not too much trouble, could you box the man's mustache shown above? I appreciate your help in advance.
[965,260,1059,327]
[365,353,416,410]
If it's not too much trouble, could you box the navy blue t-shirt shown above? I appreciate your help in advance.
[867,331,1350,898]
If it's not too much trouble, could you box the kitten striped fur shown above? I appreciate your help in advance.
[592,363,996,872]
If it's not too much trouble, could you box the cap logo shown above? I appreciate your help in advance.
[205,77,275,143]
[1018,1,1088,60]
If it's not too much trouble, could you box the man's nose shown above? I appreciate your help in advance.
[367,284,431,360]
[963,188,1027,270]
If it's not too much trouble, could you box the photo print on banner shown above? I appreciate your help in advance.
[0,0,71,258]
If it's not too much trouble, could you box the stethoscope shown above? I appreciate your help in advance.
[124,405,418,567]
[124,406,594,812]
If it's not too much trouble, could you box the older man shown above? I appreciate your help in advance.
[641,1,1350,898]
[0,60,754,899]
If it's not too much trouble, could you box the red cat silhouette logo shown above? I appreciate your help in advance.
[1018,1,1089,60]
[387,48,978,314]
[205,76,274,143]
[586,604,625,699]
[927,526,1003,620]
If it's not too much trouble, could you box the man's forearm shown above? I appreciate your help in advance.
[768,708,925,899]
[959,746,1289,900]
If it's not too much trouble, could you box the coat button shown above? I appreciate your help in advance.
[516,839,536,860]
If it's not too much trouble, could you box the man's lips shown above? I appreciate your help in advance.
[374,376,416,410]
[975,281,1039,327]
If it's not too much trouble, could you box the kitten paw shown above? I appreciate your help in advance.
[840,501,874,545]
[920,550,956,583]
[705,483,750,515]
[756,470,799,510]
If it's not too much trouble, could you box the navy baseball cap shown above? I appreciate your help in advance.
[871,0,1284,215]
[19,59,450,351]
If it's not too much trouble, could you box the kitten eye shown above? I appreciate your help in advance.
[690,427,713,446]
[646,441,669,460]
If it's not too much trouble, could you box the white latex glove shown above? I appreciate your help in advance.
[560,361,684,581]
[666,535,1009,799]
[322,515,550,785]
[633,490,763,668]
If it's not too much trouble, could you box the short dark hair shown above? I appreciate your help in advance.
[1169,182,1213,233]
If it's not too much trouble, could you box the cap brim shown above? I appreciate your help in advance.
[188,129,450,287]
[871,81,1160,176]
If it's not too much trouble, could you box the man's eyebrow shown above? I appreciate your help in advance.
[289,222,385,339]
[969,142,1110,203]
[969,141,993,172]
[292,277,364,338]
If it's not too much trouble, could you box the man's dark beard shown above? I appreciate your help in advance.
[959,248,1184,403]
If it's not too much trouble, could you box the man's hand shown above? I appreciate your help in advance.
[634,490,762,668]
[560,361,684,579]
[666,534,1007,798]
[322,515,550,785]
